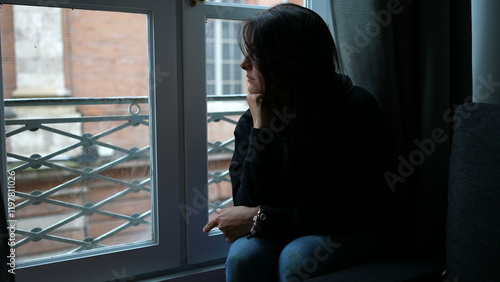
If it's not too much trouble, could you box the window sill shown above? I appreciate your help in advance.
[139,264,225,282]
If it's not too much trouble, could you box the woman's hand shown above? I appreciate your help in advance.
[247,94,272,128]
[203,206,258,243]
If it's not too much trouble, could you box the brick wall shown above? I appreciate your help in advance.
[0,5,17,100]
[63,9,150,150]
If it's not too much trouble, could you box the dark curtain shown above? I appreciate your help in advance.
[330,0,470,259]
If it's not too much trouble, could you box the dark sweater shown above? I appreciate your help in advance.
[230,75,387,241]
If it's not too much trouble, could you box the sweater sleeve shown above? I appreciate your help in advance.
[230,110,286,207]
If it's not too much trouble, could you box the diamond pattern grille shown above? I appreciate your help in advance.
[5,95,246,262]
[5,97,152,262]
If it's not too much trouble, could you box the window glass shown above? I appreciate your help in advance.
[1,5,153,264]
[206,19,245,96]
[205,17,248,223]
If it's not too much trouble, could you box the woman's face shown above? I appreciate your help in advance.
[240,56,264,94]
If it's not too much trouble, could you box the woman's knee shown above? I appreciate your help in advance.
[278,235,342,281]
[226,237,279,281]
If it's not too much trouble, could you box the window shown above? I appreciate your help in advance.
[3,5,152,264]
[2,1,181,280]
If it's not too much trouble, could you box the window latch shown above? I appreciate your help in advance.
[188,0,205,7]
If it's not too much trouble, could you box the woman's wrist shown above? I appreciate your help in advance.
[249,207,259,219]
[246,205,266,238]
[252,118,270,129]
[245,207,259,227]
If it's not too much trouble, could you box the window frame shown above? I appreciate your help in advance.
[0,0,182,281]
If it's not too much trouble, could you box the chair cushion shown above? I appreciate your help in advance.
[305,258,444,282]
[446,102,500,281]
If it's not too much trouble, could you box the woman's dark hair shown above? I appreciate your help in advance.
[239,3,344,114]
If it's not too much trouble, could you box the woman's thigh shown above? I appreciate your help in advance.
[225,236,281,282]
[278,233,377,282]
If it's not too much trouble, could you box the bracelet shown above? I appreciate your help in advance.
[246,205,266,239]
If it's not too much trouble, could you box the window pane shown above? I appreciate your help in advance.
[223,64,231,80]
[207,63,216,80]
[206,42,215,60]
[206,17,248,224]
[206,0,304,7]
[1,5,153,264]
[207,84,216,96]
[222,43,231,60]
[232,43,241,59]
[205,19,245,96]
[222,21,231,39]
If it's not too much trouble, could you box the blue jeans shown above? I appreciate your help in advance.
[225,231,379,282]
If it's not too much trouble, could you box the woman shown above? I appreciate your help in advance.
[203,3,389,281]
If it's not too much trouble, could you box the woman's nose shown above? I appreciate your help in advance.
[240,57,251,70]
